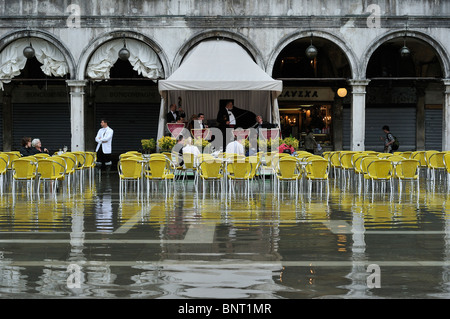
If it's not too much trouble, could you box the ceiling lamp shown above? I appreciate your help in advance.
[23,31,35,59]
[118,35,130,61]
[305,33,318,60]
[337,88,347,98]
[400,20,410,58]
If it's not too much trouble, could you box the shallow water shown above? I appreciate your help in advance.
[1,172,450,299]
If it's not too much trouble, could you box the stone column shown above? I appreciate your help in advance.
[443,79,450,151]
[348,80,370,151]
[67,80,87,152]
[2,86,13,151]
[415,83,427,151]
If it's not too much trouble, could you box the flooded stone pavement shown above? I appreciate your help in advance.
[1,172,450,299]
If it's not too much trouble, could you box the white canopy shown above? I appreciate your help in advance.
[157,39,283,139]
[87,38,164,81]
[0,38,69,90]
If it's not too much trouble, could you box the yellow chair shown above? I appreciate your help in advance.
[11,157,38,195]
[33,153,50,158]
[443,153,450,189]
[304,158,329,194]
[395,159,420,193]
[59,153,77,187]
[182,152,199,184]
[198,157,224,193]
[37,158,66,194]
[339,151,358,180]
[275,156,302,194]
[248,155,262,180]
[226,158,253,194]
[145,157,175,194]
[84,151,97,181]
[377,152,393,158]
[118,157,143,196]
[0,154,8,194]
[359,156,378,192]
[428,151,446,181]
[329,151,342,178]
[364,159,394,193]
[260,151,278,177]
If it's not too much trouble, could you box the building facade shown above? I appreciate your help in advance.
[0,0,449,158]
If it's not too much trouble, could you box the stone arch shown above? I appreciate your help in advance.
[0,29,77,79]
[171,29,266,75]
[266,29,360,80]
[76,30,170,81]
[361,29,450,79]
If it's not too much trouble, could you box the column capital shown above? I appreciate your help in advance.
[66,80,88,88]
[347,79,371,87]
[443,79,450,93]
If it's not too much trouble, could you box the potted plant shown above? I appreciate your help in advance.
[141,138,156,154]
[157,136,176,152]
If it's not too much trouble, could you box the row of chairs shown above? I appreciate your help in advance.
[0,151,97,196]
[117,150,331,197]
[322,150,437,194]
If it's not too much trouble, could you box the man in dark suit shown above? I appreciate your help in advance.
[216,100,256,147]
[166,104,186,123]
[216,101,256,129]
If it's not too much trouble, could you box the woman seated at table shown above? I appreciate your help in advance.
[31,138,49,154]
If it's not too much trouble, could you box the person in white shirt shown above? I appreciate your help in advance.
[95,119,114,172]
[182,138,200,167]
[226,137,245,156]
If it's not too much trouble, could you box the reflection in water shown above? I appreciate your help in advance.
[0,173,450,298]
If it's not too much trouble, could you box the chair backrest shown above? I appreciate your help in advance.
[429,152,446,169]
[147,158,169,178]
[340,152,357,169]
[377,153,393,158]
[329,151,341,168]
[360,156,378,175]
[396,159,420,178]
[305,158,329,179]
[353,155,369,174]
[12,158,37,179]
[199,158,223,179]
[119,158,143,179]
[37,158,66,179]
[444,153,450,173]
[33,153,50,158]
[4,152,21,169]
[400,151,412,159]
[387,155,406,162]
[84,152,96,168]
[59,153,77,174]
[248,155,260,178]
[366,159,393,179]
[425,150,439,167]
[183,152,197,169]
[70,152,86,169]
[0,154,9,174]
[263,151,277,167]
[277,157,300,179]
[411,151,427,167]
[229,159,252,179]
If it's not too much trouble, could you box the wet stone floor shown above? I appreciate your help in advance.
[1,171,450,299]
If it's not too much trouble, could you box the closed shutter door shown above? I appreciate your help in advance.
[425,108,442,151]
[95,103,160,155]
[0,107,3,151]
[343,106,416,151]
[343,106,351,150]
[13,103,71,153]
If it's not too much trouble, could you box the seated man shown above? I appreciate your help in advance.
[225,136,245,156]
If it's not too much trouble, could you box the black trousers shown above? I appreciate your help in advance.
[97,147,111,171]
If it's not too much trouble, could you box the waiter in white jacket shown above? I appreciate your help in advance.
[95,119,114,172]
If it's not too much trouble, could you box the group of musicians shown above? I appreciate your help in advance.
[166,99,276,134]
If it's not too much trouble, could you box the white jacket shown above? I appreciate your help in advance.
[95,126,114,154]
